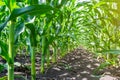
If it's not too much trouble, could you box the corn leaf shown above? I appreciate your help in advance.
[98,50,120,54]
[4,0,16,10]
[25,23,37,46]
[26,37,32,55]
[15,22,25,44]
[0,41,9,62]
[0,64,5,73]
[0,1,5,6]
[0,16,10,32]
[10,4,53,20]
[0,4,53,32]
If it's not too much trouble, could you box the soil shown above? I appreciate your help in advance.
[0,47,120,80]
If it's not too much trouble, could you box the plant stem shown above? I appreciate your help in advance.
[52,46,57,62]
[8,21,15,80]
[41,36,45,73]
[31,47,36,80]
[46,47,50,67]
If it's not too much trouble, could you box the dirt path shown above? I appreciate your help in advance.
[0,47,120,80]
[39,48,101,80]
[37,47,120,80]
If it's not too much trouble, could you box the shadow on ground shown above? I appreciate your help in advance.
[0,47,120,80]
[37,48,100,80]
[38,48,120,80]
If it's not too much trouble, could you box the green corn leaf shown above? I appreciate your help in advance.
[30,0,38,5]
[0,23,6,32]
[26,37,31,46]
[0,4,53,32]
[0,64,5,72]
[0,41,9,62]
[26,37,33,56]
[16,0,25,2]
[25,23,35,33]
[26,37,32,55]
[93,1,106,8]
[94,62,110,74]
[0,16,10,32]
[4,0,10,8]
[0,76,7,80]
[10,4,53,20]
[0,1,5,6]
[4,0,16,10]
[98,50,120,54]
[15,22,25,44]
[57,0,67,8]
[102,0,120,2]
[25,23,37,47]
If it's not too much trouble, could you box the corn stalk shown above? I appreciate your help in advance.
[8,21,15,80]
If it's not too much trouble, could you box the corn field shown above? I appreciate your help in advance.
[0,0,120,80]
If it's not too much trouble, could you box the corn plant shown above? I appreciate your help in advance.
[0,0,53,80]
[32,0,81,73]
[1,0,115,79]
[77,0,120,68]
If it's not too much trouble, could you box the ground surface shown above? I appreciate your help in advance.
[0,47,120,80]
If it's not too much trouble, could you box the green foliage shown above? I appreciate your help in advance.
[93,62,111,74]
[0,4,53,32]
[0,41,9,62]
[0,64,5,73]
[15,22,25,44]
[4,0,16,10]
[77,0,120,70]
[0,76,7,80]
[1,0,120,79]
[98,50,120,55]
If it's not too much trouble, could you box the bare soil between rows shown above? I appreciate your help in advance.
[0,47,120,80]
